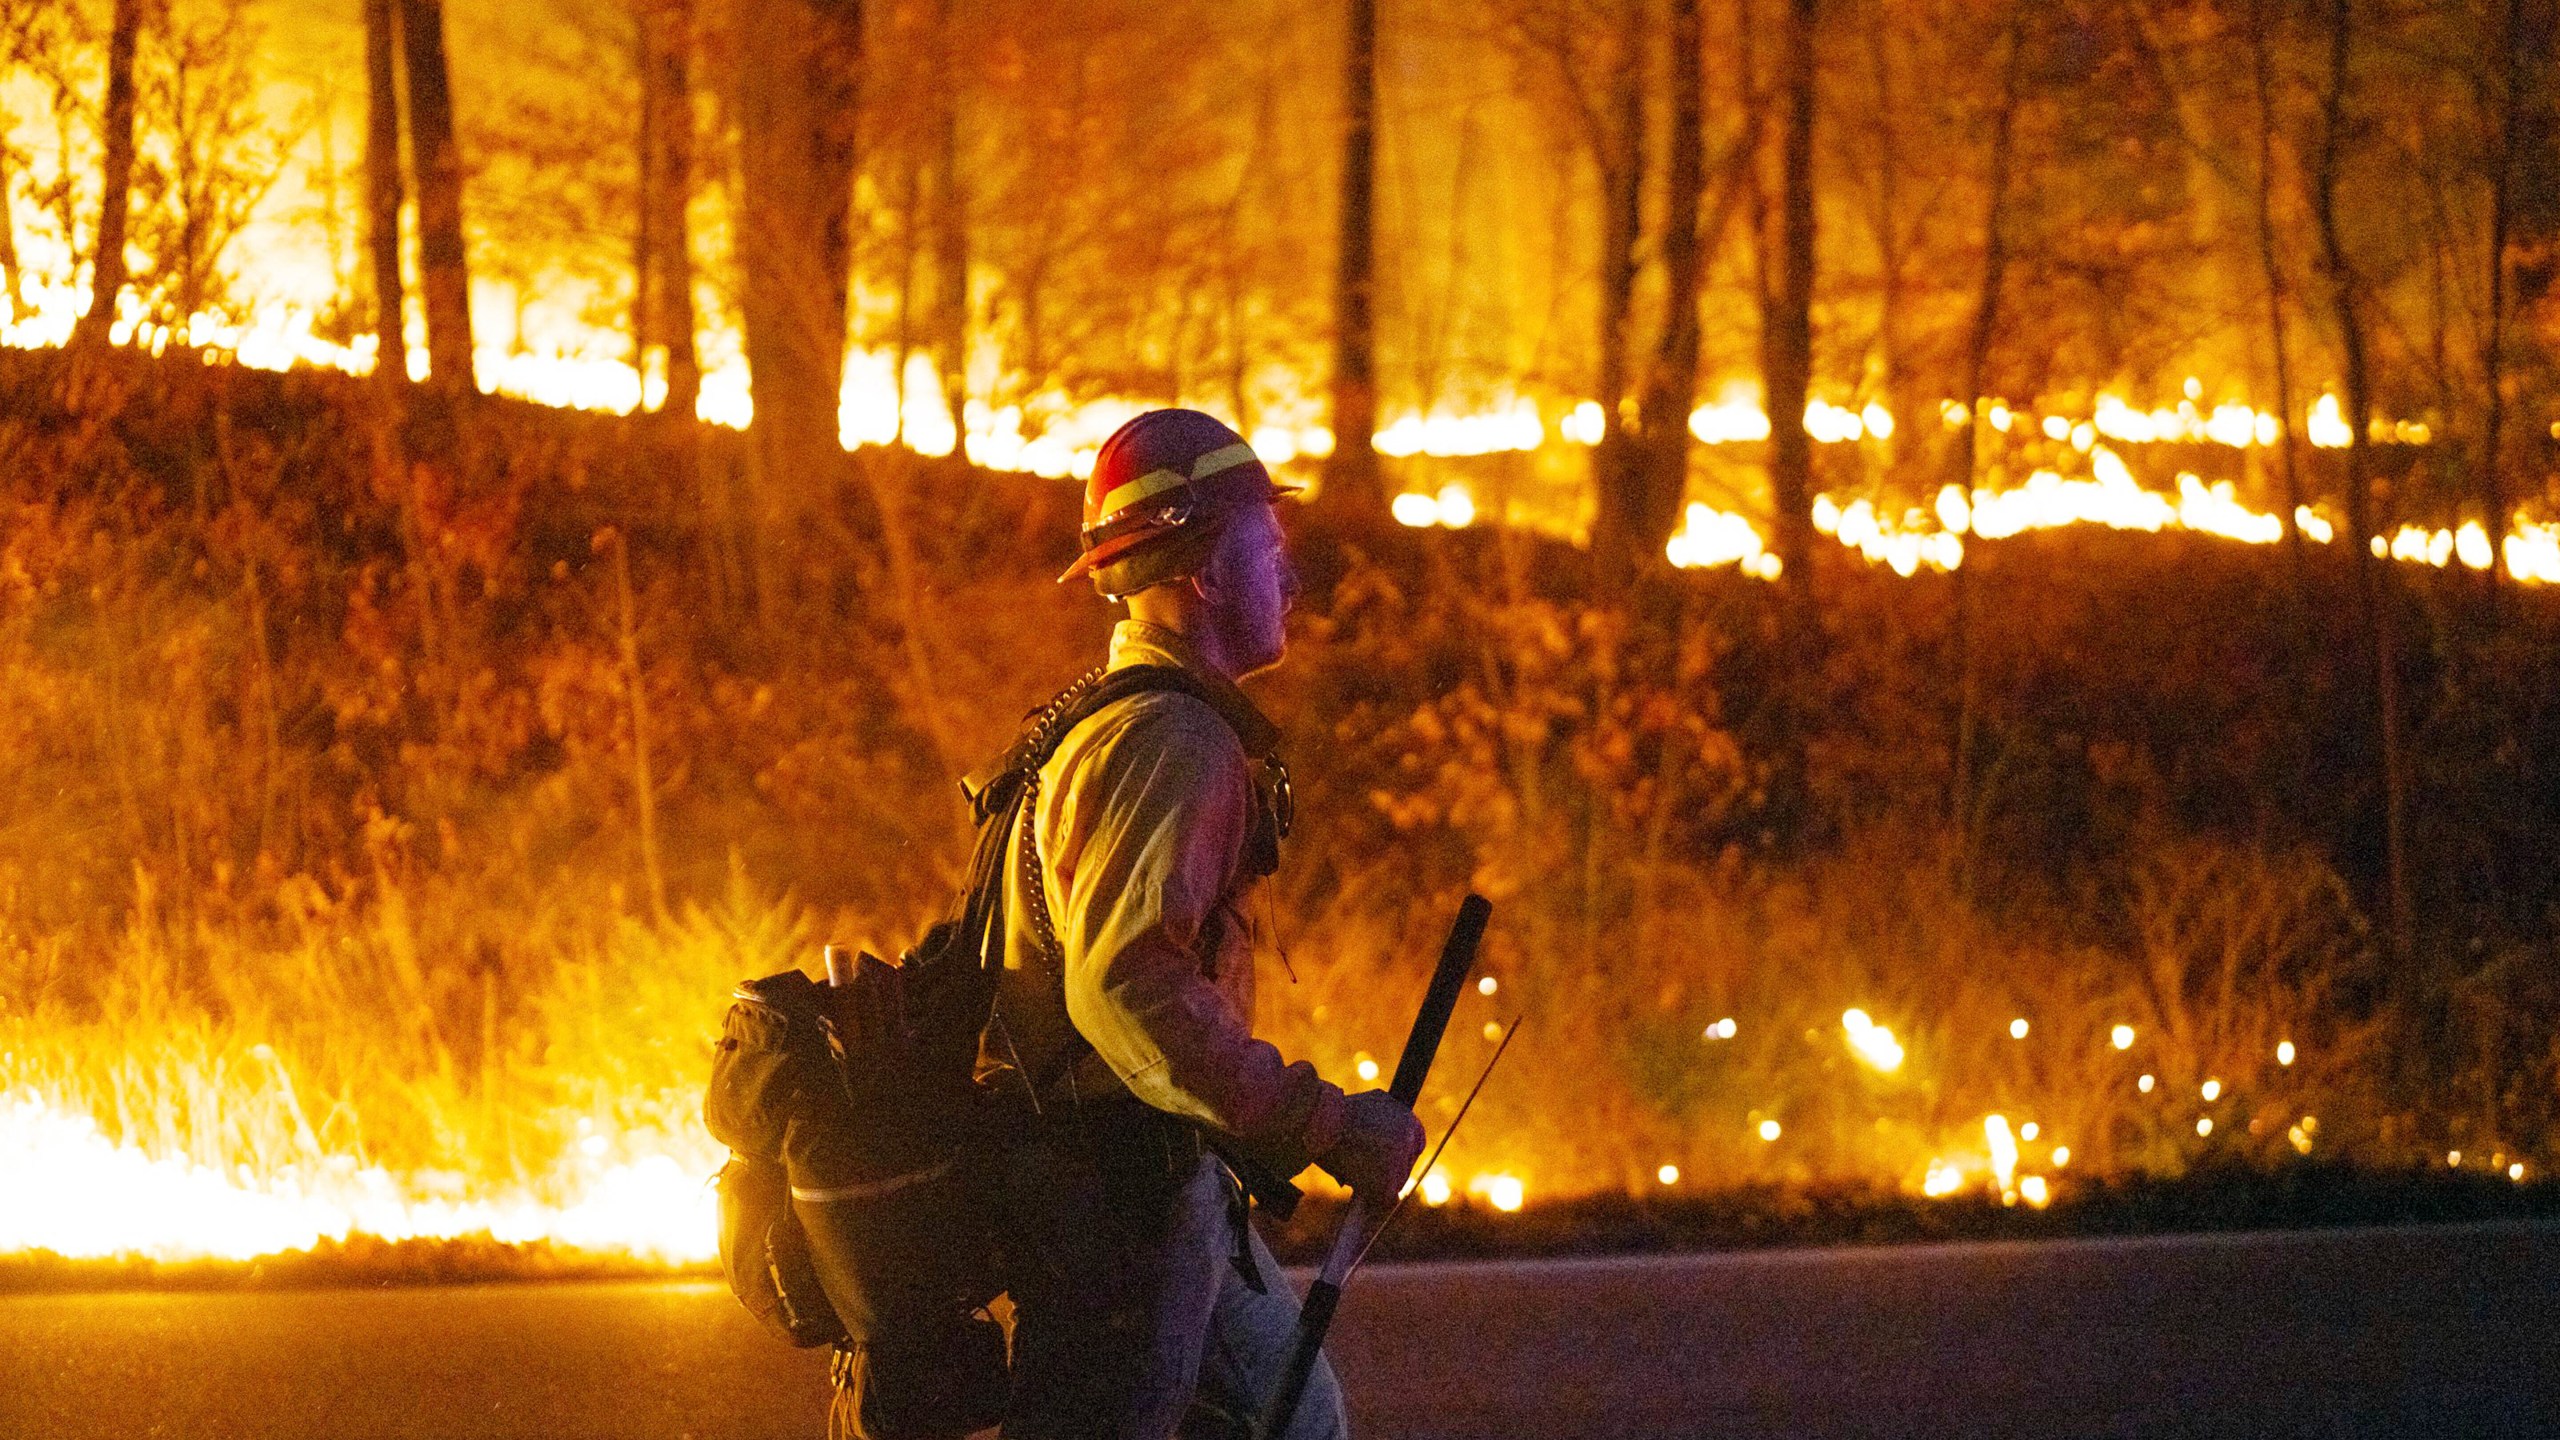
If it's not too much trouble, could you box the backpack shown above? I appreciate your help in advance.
[702,664,1276,1439]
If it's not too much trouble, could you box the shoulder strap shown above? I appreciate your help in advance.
[945,665,1225,973]
[959,664,1263,826]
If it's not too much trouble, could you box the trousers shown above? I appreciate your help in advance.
[998,1115,1348,1440]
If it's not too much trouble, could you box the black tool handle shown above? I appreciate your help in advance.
[1389,893,1490,1104]
[1256,893,1491,1439]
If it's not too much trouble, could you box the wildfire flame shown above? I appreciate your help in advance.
[0,1089,716,1264]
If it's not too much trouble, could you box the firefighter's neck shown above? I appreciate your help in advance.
[1125,581,1249,682]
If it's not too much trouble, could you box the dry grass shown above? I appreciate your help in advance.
[0,349,2550,1214]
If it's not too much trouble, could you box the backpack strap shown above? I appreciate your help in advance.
[959,664,1266,823]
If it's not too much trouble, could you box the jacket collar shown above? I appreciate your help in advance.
[1108,620,1280,755]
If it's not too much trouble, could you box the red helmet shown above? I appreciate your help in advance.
[1060,409,1295,595]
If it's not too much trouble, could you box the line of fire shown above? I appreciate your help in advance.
[0,0,2553,1340]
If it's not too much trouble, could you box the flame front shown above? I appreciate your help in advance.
[0,1090,715,1264]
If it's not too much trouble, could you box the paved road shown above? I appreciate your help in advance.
[3,1220,2553,1439]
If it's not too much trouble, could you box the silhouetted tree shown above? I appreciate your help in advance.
[363,0,406,384]
[1625,0,1707,572]
[931,0,967,451]
[734,0,862,507]
[636,0,701,417]
[1948,0,2027,850]
[2477,0,2530,604]
[1326,0,1382,513]
[2312,0,2410,965]
[1586,0,1646,570]
[2247,0,2308,584]
[73,0,142,348]
[400,0,473,392]
[1760,0,1819,618]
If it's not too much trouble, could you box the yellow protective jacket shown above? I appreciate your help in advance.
[982,621,1346,1179]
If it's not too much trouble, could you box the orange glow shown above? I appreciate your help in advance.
[1842,1008,1907,1073]
[0,1089,714,1264]
[1984,1114,2020,1196]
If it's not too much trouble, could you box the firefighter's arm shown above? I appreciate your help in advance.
[1050,699,1347,1175]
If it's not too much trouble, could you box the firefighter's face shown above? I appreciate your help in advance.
[1200,500,1297,677]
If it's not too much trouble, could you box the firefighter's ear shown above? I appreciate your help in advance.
[1185,540,1225,605]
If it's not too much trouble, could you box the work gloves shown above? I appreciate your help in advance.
[1317,1089,1426,1200]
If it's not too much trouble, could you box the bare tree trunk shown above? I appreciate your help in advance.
[2248,0,2307,585]
[1627,0,1706,570]
[634,8,656,383]
[363,0,409,387]
[2479,0,2523,605]
[735,0,863,511]
[1950,0,2025,858]
[1588,0,1651,575]
[1948,5,2024,499]
[2314,0,2412,966]
[400,0,474,394]
[662,0,704,417]
[1760,0,1820,620]
[637,0,702,418]
[1860,0,1906,454]
[75,0,144,349]
[0,132,26,322]
[1326,0,1383,513]
[932,0,968,460]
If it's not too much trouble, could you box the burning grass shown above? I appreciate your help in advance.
[1,348,2555,1273]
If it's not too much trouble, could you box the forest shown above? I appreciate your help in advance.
[0,0,2554,1261]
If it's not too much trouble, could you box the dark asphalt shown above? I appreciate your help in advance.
[2,1219,2553,1439]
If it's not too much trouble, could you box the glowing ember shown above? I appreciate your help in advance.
[1984,1115,2020,1197]
[1841,1008,1906,1073]
[1391,482,1483,529]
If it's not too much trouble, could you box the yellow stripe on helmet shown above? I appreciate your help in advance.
[1188,442,1258,481]
[1094,465,1191,519]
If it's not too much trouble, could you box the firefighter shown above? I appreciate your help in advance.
[983,408,1426,1438]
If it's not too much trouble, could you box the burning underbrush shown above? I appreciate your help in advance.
[1,349,2555,1276]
